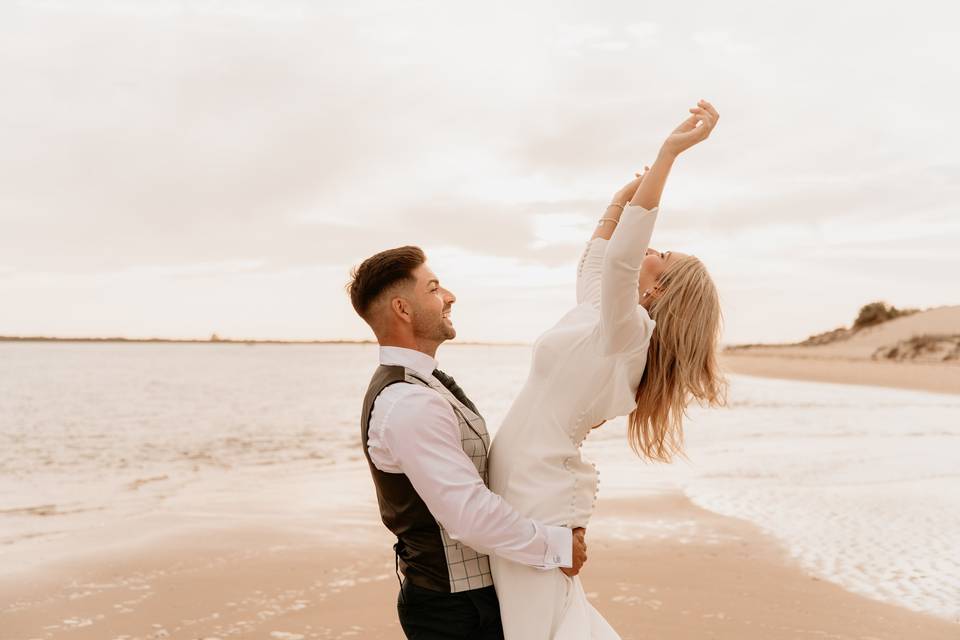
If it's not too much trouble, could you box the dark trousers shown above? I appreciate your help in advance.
[397,578,504,639]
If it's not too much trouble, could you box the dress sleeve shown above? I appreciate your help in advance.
[576,238,607,307]
[599,204,659,355]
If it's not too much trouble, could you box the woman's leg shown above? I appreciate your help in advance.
[491,555,569,639]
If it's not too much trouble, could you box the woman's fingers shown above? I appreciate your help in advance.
[692,101,719,124]
[689,112,710,132]
[675,114,699,132]
[664,100,719,155]
[695,114,713,139]
[677,113,712,143]
[692,108,715,134]
[699,99,720,121]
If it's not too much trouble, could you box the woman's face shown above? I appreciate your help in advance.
[639,247,689,304]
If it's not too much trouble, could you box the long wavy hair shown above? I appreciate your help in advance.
[629,256,727,462]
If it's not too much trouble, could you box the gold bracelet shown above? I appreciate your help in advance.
[607,202,625,211]
[597,217,619,226]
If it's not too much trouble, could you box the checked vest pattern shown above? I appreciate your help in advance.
[360,364,494,593]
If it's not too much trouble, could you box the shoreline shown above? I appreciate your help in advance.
[720,351,960,395]
[0,336,527,347]
[1,494,956,639]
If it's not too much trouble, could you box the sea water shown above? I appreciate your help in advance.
[0,342,957,620]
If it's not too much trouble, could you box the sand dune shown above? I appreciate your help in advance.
[722,305,960,394]
[729,305,959,360]
[838,304,960,353]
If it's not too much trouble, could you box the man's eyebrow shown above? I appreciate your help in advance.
[427,279,439,287]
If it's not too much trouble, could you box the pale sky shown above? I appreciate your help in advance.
[2,0,958,344]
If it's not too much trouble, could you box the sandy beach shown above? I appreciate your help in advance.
[720,353,960,395]
[2,339,958,639]
[721,305,960,395]
[2,494,956,640]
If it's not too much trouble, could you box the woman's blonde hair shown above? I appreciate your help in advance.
[629,256,727,462]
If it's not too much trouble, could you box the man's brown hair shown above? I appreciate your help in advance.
[346,245,427,320]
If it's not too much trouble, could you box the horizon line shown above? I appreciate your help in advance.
[0,335,764,349]
[0,335,533,347]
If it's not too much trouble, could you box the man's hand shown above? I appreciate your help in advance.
[560,527,587,577]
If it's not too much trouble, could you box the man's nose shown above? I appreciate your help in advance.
[444,288,456,304]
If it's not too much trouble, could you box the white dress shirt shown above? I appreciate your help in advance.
[367,345,573,569]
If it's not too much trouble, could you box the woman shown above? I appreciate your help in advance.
[488,100,727,638]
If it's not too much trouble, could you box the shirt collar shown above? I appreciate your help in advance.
[379,346,438,378]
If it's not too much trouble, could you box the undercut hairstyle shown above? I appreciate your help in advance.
[346,245,427,321]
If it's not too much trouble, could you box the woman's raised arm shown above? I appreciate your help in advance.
[629,99,719,210]
[591,168,648,242]
[577,168,649,306]
[598,100,719,354]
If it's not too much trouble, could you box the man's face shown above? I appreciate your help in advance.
[409,263,457,342]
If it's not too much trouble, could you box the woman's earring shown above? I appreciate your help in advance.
[642,290,651,298]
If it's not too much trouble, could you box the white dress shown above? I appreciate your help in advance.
[489,204,660,639]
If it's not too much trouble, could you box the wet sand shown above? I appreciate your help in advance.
[2,495,956,639]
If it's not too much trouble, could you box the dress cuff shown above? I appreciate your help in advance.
[623,204,658,215]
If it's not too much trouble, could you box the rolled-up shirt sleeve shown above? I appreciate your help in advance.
[378,386,572,569]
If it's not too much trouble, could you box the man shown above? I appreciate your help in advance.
[347,245,587,639]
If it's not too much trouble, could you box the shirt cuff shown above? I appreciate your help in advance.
[542,525,573,569]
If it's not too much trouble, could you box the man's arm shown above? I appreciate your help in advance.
[376,385,578,570]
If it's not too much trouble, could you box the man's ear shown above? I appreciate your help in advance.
[390,296,413,324]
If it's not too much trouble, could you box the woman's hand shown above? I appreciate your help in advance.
[625,100,718,210]
[661,99,719,159]
[611,165,650,206]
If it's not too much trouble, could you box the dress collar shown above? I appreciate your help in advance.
[379,345,439,379]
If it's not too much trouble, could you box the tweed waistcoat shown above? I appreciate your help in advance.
[360,364,494,593]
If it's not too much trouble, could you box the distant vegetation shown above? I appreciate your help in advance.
[725,301,960,362]
[851,301,920,330]
[873,334,960,362]
[728,301,927,351]
[797,301,921,346]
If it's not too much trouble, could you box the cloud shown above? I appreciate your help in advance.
[311,197,597,272]
[1,1,958,342]
[625,22,661,43]
[691,30,755,55]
